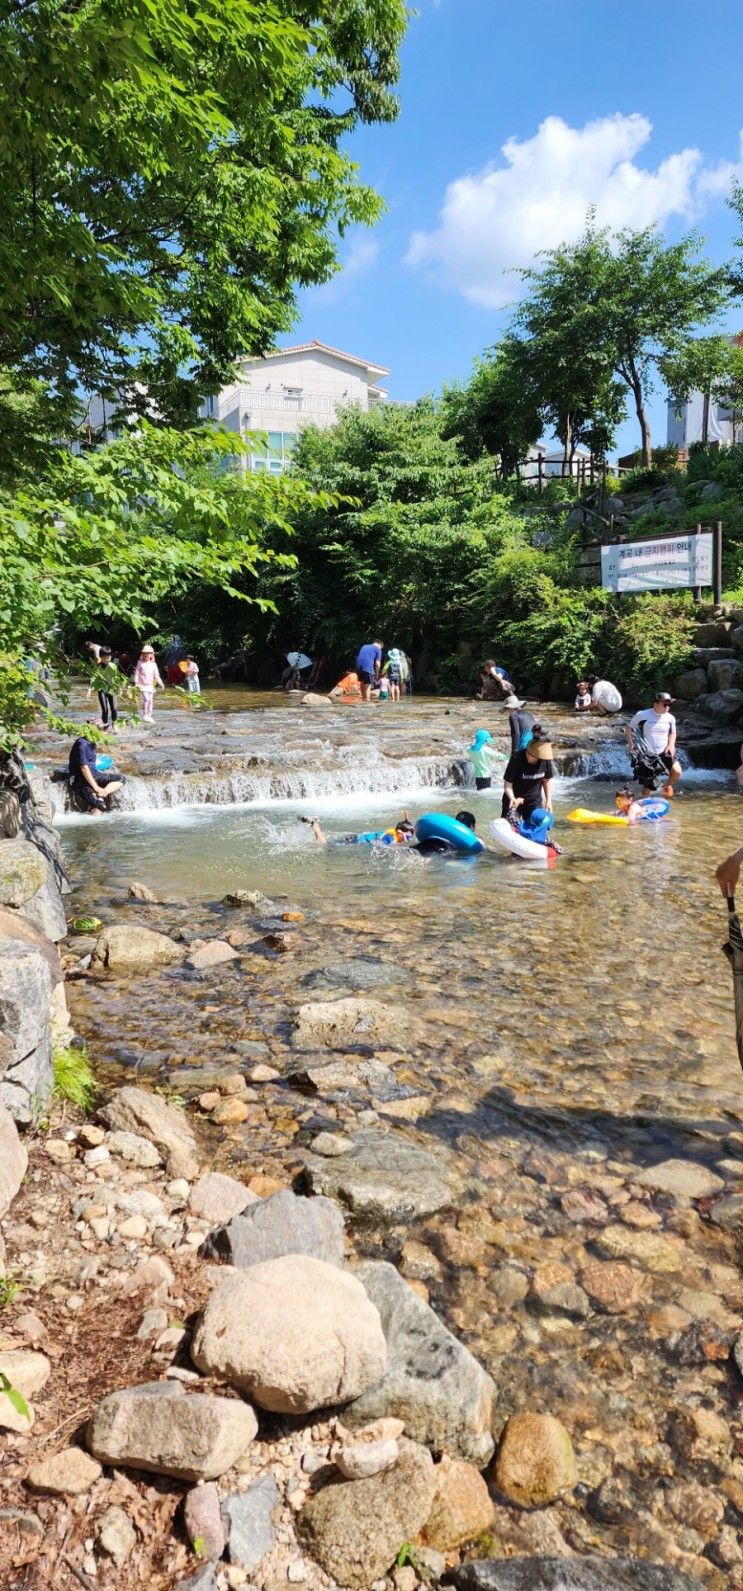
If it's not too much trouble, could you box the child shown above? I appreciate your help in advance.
[384,648,403,703]
[88,645,118,731]
[575,680,592,712]
[468,728,501,790]
[133,644,164,722]
[514,805,562,853]
[614,787,644,823]
[185,657,200,694]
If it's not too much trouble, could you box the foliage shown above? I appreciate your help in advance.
[605,593,696,697]
[440,339,543,475]
[660,335,740,445]
[0,1370,30,1422]
[53,1043,96,1114]
[0,1272,26,1309]
[0,0,406,466]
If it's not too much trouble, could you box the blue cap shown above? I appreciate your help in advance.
[525,806,553,829]
[470,729,493,748]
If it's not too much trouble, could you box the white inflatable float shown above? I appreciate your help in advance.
[489,818,554,863]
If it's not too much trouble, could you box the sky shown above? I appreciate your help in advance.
[290,0,743,461]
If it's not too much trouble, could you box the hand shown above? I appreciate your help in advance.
[716,850,743,897]
[510,797,523,810]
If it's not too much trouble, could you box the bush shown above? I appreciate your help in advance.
[53,1043,95,1114]
[604,593,696,698]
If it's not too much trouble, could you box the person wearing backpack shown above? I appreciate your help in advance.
[626,691,682,797]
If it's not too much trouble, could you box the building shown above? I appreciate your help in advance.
[666,331,743,451]
[203,340,390,473]
[519,443,594,484]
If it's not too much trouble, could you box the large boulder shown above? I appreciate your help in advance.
[730,624,743,652]
[101,1085,200,1179]
[0,912,60,1122]
[293,997,412,1052]
[345,1261,496,1466]
[0,1101,27,1217]
[446,1560,704,1590]
[0,837,66,941]
[92,923,182,973]
[694,622,731,648]
[672,669,709,702]
[191,1256,386,1414]
[492,1412,576,1507]
[305,1128,461,1223]
[637,1159,724,1200]
[86,1382,257,1481]
[300,1438,435,1588]
[707,657,743,693]
[201,1189,345,1268]
[695,688,743,723]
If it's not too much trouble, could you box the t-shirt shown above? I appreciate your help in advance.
[469,743,499,778]
[591,680,622,713]
[629,708,676,755]
[68,737,98,778]
[504,748,555,811]
[575,691,591,709]
[356,643,382,676]
[508,709,535,756]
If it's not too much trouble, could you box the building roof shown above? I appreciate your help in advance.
[246,340,390,378]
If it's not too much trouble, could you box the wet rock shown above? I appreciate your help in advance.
[493,1413,576,1508]
[528,1263,589,1319]
[667,1483,725,1538]
[559,1188,608,1224]
[97,1505,137,1567]
[695,687,743,722]
[300,1438,435,1589]
[26,1446,102,1495]
[588,1475,634,1524]
[86,1382,257,1480]
[446,1559,705,1589]
[108,1129,162,1168]
[637,1160,724,1200]
[709,1193,743,1230]
[293,997,412,1053]
[0,838,46,906]
[592,1225,683,1273]
[0,1100,27,1216]
[187,940,238,971]
[222,889,272,909]
[578,1261,652,1314]
[128,881,159,902]
[92,923,182,972]
[671,1406,732,1463]
[102,1085,200,1179]
[302,960,398,993]
[305,1128,461,1223]
[183,1482,226,1560]
[201,1189,345,1268]
[191,1256,386,1414]
[345,1261,496,1466]
[225,1475,278,1569]
[188,1171,257,1228]
[421,1454,495,1549]
[735,1334,743,1377]
[211,1098,250,1124]
[492,1266,529,1306]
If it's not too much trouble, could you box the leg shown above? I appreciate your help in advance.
[98,689,110,729]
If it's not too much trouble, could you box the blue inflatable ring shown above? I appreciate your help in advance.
[415,812,484,854]
[95,754,113,772]
[637,797,670,821]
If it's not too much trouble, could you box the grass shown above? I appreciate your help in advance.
[0,1272,26,1309]
[52,1042,95,1114]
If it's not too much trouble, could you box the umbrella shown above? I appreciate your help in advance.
[287,651,311,671]
[722,894,743,1074]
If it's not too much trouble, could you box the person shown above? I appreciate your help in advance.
[329,670,362,701]
[467,728,501,790]
[614,786,645,823]
[383,647,403,703]
[303,810,481,856]
[399,650,412,696]
[479,659,513,701]
[133,644,165,722]
[502,733,555,820]
[86,645,119,731]
[736,742,743,791]
[502,695,536,755]
[68,726,123,814]
[184,657,200,694]
[626,691,681,798]
[717,847,743,895]
[588,676,623,715]
[378,672,389,701]
[513,805,562,854]
[575,680,592,712]
[355,639,383,702]
[85,640,102,664]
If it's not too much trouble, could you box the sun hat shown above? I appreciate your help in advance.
[503,694,524,709]
[471,728,493,748]
[528,737,553,759]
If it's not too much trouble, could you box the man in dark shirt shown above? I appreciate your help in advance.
[502,735,555,819]
[355,640,383,701]
[68,727,123,813]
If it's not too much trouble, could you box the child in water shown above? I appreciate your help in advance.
[468,728,502,790]
[614,787,644,823]
[514,805,563,854]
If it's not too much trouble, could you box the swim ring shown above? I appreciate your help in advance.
[95,754,113,772]
[489,818,552,862]
[567,798,670,826]
[415,813,484,854]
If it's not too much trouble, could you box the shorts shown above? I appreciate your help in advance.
[475,776,491,790]
[635,751,673,789]
[71,775,107,812]
[358,668,374,685]
[388,667,401,684]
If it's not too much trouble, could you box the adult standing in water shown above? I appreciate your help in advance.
[626,691,682,797]
[355,638,383,702]
[502,694,536,755]
[502,732,555,819]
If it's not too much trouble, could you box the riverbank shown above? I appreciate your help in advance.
[1,694,743,1590]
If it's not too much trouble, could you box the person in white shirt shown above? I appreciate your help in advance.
[626,691,681,797]
[588,676,622,714]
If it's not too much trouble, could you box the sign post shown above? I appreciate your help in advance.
[601,530,715,594]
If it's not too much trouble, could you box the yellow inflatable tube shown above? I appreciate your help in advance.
[567,807,627,826]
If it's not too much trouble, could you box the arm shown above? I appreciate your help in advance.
[666,722,677,756]
[542,777,553,812]
[154,667,165,689]
[80,762,103,796]
[716,847,743,896]
[503,782,522,810]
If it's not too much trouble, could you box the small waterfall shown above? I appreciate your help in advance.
[561,743,633,779]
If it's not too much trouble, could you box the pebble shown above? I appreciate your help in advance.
[118,1215,148,1240]
[97,1505,137,1567]
[108,1131,161,1168]
[45,1140,75,1164]
[310,1132,355,1158]
[78,1125,107,1149]
[26,1447,102,1496]
[137,1308,169,1339]
[167,1180,191,1203]
[287,1563,307,1583]
[84,1146,110,1168]
[579,1260,652,1314]
[211,1099,250,1125]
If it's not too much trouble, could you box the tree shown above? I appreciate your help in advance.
[524,224,727,466]
[660,335,740,444]
[441,339,543,477]
[0,0,406,447]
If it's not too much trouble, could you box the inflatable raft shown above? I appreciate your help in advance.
[415,813,484,854]
[567,797,670,825]
[489,818,554,862]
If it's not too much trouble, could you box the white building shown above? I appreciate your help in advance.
[666,332,743,451]
[204,340,390,472]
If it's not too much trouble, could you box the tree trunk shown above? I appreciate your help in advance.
[630,372,651,467]
[562,415,572,477]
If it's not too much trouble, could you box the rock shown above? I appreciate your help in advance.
[694,622,731,648]
[592,1226,683,1273]
[673,669,709,702]
[0,914,60,1123]
[637,1159,724,1200]
[671,1406,731,1463]
[0,1101,27,1216]
[303,960,398,993]
[667,1483,725,1537]
[0,1350,50,1430]
[731,625,743,652]
[183,1482,226,1560]
[528,1264,589,1320]
[102,1085,200,1179]
[86,1382,257,1480]
[345,1261,496,1466]
[446,1559,705,1589]
[421,1455,495,1550]
[0,838,46,906]
[78,1124,106,1148]
[189,1171,257,1228]
[44,1136,74,1164]
[26,1446,102,1495]
[695,687,743,723]
[108,1130,162,1168]
[225,1476,279,1569]
[708,658,743,692]
[493,1413,577,1508]
[191,1256,386,1414]
[311,1131,355,1157]
[201,1189,345,1269]
[128,881,159,902]
[187,940,239,971]
[700,481,725,501]
[218,1073,249,1096]
[578,1261,652,1314]
[305,1128,461,1223]
[97,1505,137,1566]
[293,997,411,1052]
[118,1214,148,1239]
[734,1333,743,1377]
[334,1438,400,1479]
[137,1308,169,1339]
[93,923,182,972]
[300,1438,435,1589]
[709,1193,743,1231]
[175,1572,218,1591]
[211,1098,249,1124]
[301,692,332,707]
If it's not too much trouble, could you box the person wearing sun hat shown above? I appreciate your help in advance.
[467,728,503,790]
[502,693,536,756]
[626,690,681,797]
[502,731,555,820]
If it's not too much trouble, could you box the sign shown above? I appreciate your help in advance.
[601,532,713,593]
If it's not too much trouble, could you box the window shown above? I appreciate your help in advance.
[249,432,298,474]
[284,387,302,409]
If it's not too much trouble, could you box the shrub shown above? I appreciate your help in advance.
[53,1043,95,1114]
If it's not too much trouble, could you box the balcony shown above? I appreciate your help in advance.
[239,390,338,416]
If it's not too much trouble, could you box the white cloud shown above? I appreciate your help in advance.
[407,114,739,309]
[697,130,743,198]
[341,235,380,279]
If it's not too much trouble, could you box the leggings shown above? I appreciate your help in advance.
[139,688,154,718]
[98,690,117,728]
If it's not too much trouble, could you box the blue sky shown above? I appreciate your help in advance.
[291,0,743,460]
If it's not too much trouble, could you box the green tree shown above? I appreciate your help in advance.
[660,335,741,444]
[441,339,542,477]
[0,0,406,450]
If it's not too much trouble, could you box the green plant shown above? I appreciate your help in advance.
[0,1371,30,1422]
[53,1043,95,1114]
[396,1544,414,1569]
[0,1272,26,1309]
[192,1537,206,1559]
